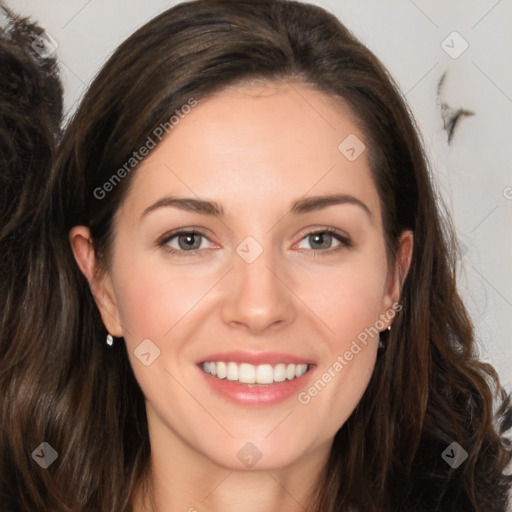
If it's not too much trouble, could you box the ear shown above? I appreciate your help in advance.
[380,230,413,327]
[69,226,124,337]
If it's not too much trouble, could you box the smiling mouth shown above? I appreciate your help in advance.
[200,361,311,385]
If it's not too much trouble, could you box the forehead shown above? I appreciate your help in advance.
[117,82,381,225]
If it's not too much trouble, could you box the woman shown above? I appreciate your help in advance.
[0,0,510,511]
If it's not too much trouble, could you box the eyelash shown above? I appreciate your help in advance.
[157,227,353,258]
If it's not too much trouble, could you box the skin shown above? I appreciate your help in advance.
[70,82,413,512]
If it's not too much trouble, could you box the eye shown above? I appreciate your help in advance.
[157,229,214,257]
[295,228,353,256]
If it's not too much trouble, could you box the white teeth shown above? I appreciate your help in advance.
[256,364,274,384]
[216,361,227,379]
[239,363,256,384]
[201,361,310,384]
[226,362,238,381]
[273,363,287,382]
[295,364,308,377]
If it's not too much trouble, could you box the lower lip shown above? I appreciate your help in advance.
[198,365,315,406]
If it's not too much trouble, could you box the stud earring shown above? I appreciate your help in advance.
[378,324,392,349]
[106,333,114,346]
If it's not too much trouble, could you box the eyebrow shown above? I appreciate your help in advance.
[141,193,372,220]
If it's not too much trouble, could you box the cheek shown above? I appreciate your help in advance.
[111,254,209,341]
[293,248,387,426]
[297,267,383,442]
[299,252,389,344]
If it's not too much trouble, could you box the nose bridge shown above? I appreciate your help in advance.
[221,234,294,333]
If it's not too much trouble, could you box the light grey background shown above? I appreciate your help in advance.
[8,1,512,397]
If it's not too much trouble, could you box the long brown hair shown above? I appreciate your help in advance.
[0,4,63,238]
[1,1,511,510]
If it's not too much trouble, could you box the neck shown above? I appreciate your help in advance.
[133,420,330,512]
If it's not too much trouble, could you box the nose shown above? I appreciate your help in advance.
[220,243,296,335]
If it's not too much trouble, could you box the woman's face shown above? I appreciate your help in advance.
[73,82,412,471]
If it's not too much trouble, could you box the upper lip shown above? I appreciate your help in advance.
[196,351,315,366]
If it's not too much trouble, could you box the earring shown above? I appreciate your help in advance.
[106,333,114,346]
[378,325,392,349]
